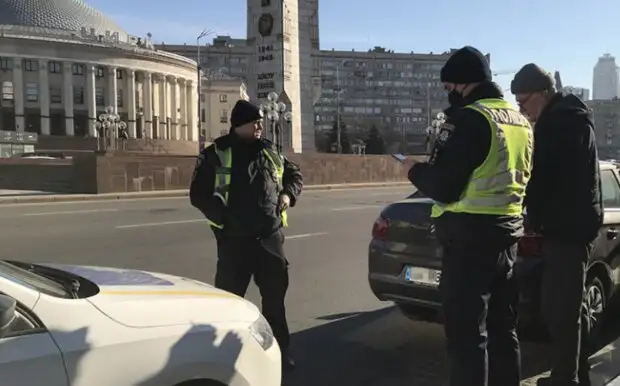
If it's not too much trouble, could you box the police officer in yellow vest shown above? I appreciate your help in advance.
[189,99,303,371]
[408,46,533,386]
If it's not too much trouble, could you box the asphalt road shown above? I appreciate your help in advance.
[1,186,618,385]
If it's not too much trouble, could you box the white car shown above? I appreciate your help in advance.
[0,260,281,386]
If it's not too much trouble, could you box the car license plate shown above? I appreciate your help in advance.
[404,266,441,287]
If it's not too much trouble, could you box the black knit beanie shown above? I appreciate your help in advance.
[230,100,263,130]
[440,46,492,84]
[510,63,555,94]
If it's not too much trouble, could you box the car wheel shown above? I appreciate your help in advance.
[584,275,606,343]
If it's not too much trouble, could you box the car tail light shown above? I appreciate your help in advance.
[372,216,390,241]
[518,233,543,257]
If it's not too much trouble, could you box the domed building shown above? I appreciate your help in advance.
[0,0,198,151]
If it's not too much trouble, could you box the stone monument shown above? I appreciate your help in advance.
[246,0,319,153]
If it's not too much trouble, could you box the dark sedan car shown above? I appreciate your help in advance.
[369,161,620,341]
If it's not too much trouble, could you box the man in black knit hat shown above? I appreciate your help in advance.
[189,99,303,372]
[409,46,533,386]
[512,64,602,386]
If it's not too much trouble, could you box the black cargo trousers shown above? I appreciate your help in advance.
[214,229,290,351]
[440,241,521,386]
[540,240,592,386]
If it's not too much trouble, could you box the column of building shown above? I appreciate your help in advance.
[107,67,118,114]
[143,72,153,138]
[178,80,187,140]
[186,80,197,142]
[62,62,74,136]
[158,74,168,139]
[170,77,179,140]
[38,60,50,135]
[85,64,97,137]
[12,58,25,132]
[126,69,136,138]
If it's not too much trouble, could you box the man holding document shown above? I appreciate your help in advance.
[408,46,533,386]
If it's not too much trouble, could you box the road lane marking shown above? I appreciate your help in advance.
[115,219,204,229]
[331,205,384,211]
[287,232,328,239]
[116,219,329,240]
[23,208,119,216]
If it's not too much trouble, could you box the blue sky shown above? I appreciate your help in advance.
[90,0,619,98]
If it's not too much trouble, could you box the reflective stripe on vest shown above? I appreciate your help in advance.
[431,99,533,218]
[207,147,288,229]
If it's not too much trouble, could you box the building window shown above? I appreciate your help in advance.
[201,109,206,123]
[116,70,123,80]
[72,63,84,76]
[1,81,13,100]
[48,61,61,74]
[25,82,38,102]
[95,67,104,78]
[219,94,227,103]
[73,86,84,104]
[117,92,123,107]
[0,57,12,71]
[220,109,228,123]
[24,60,38,72]
[95,87,105,106]
[50,87,62,103]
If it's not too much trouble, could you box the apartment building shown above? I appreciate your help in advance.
[159,39,473,151]
[199,73,249,141]
[587,99,620,158]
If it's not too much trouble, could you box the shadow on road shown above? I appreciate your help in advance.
[284,306,553,386]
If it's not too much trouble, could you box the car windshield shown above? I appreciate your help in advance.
[0,260,71,298]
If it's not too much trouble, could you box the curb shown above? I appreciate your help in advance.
[0,181,411,205]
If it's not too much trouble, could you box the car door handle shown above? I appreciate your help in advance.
[607,228,619,240]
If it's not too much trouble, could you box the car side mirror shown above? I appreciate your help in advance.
[0,295,17,338]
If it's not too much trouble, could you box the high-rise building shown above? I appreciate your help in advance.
[593,54,620,100]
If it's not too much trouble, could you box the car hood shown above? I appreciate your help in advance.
[45,264,260,328]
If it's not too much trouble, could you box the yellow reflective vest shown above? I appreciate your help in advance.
[207,146,289,229]
[431,98,533,218]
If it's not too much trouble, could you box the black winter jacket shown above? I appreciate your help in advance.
[525,92,603,243]
[189,133,303,238]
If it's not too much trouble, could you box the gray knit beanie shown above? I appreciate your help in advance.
[510,63,556,94]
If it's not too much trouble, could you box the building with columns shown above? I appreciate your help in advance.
[0,0,199,148]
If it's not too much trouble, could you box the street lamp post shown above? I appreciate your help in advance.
[260,91,291,153]
[95,106,127,152]
[196,28,212,152]
[334,60,347,154]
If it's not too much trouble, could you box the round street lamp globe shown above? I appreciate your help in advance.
[277,102,286,112]
[267,92,278,102]
[283,111,293,122]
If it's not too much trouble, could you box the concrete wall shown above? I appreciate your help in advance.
[0,153,423,194]
[36,135,200,155]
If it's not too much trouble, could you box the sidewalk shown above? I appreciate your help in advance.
[591,341,620,385]
[0,181,412,205]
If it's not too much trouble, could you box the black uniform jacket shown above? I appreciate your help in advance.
[525,92,602,244]
[190,133,303,238]
[409,82,524,249]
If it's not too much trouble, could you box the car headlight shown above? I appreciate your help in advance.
[249,314,275,350]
